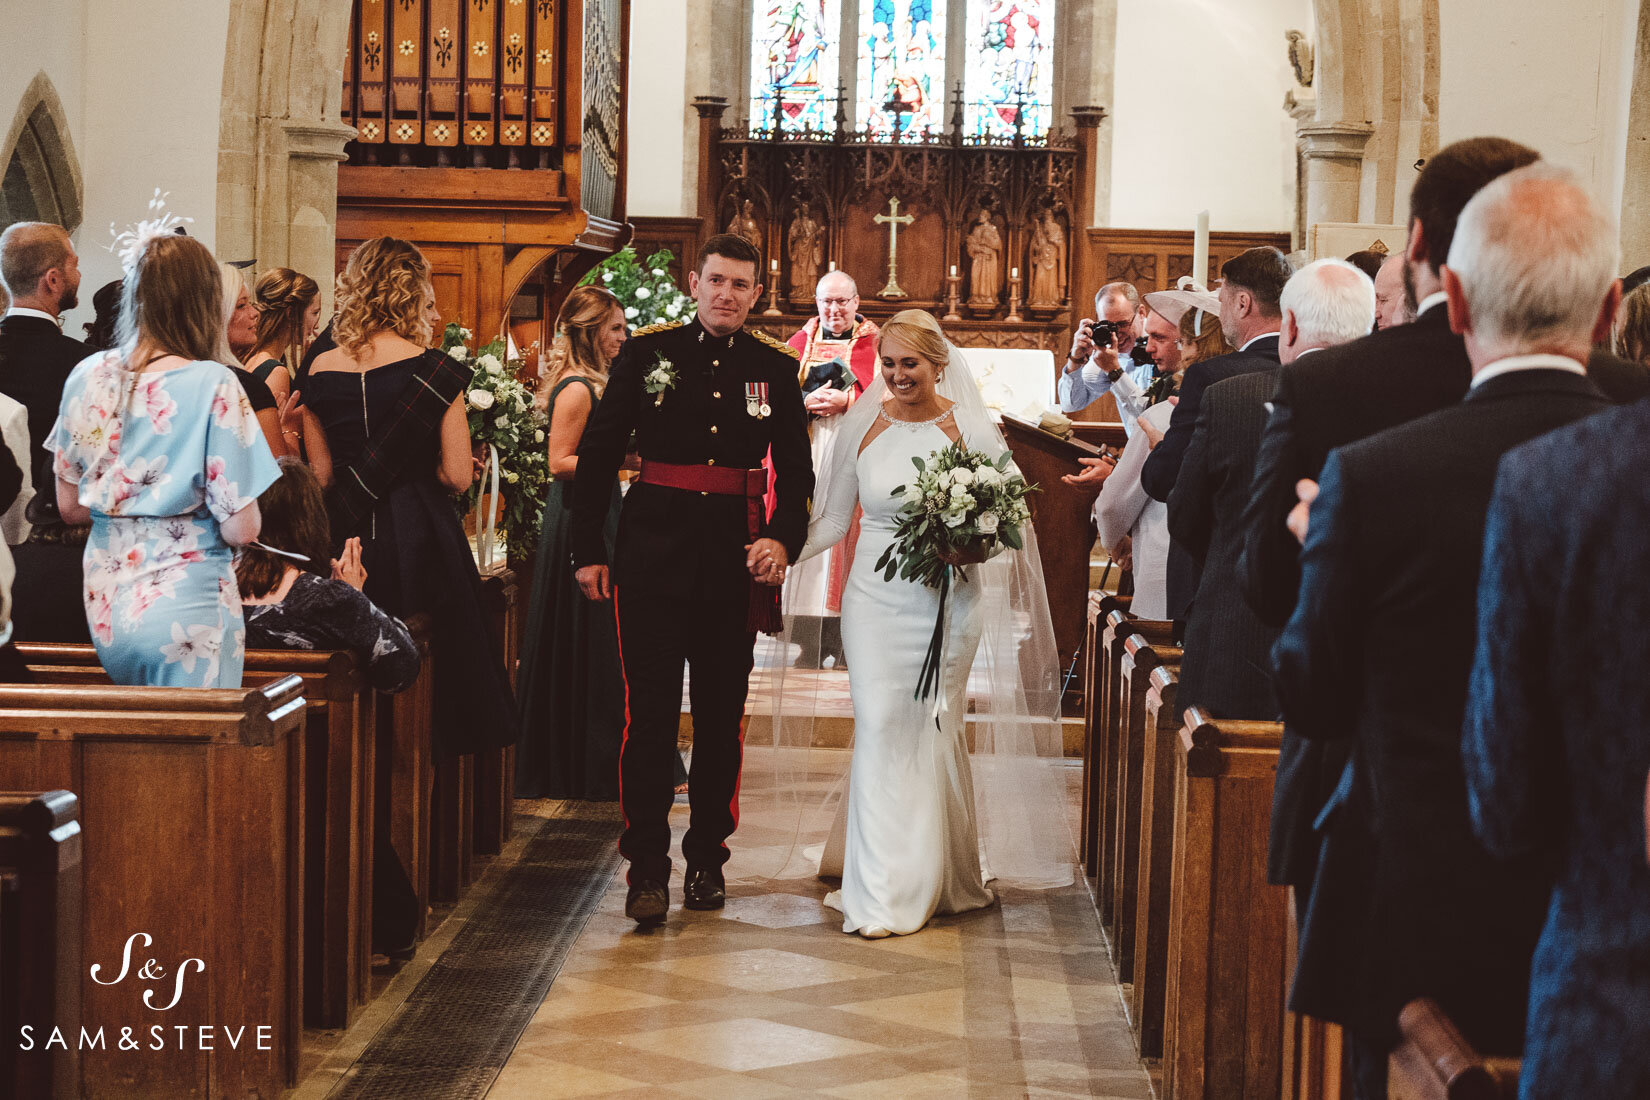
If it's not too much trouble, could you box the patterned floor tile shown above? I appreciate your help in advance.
[619,1017,883,1072]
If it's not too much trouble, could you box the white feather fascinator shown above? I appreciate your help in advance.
[108,190,193,275]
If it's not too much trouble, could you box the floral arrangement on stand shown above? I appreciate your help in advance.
[440,323,551,560]
[579,246,693,331]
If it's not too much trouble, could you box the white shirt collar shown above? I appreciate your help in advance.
[1294,346,1324,358]
[3,307,59,326]
[1417,292,1449,318]
[1470,354,1587,390]
[1240,331,1281,353]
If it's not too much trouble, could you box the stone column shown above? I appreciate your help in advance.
[1285,89,1317,252]
[1297,121,1374,245]
[266,120,356,313]
[693,95,730,243]
[1069,106,1108,316]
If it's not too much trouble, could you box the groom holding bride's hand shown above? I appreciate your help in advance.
[571,233,813,925]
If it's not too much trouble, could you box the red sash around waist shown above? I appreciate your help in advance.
[636,460,783,634]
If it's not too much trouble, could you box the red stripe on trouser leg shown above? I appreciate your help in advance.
[728,715,746,839]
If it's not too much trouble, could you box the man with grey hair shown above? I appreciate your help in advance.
[1272,162,1621,1100]
[0,221,90,643]
[1059,280,1155,434]
[1165,258,1374,723]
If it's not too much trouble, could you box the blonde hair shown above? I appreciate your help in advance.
[251,267,320,378]
[332,238,433,359]
[1178,308,1230,371]
[217,261,248,367]
[877,309,951,375]
[1615,283,1650,365]
[538,285,622,409]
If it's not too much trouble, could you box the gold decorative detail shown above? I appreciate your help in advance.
[632,319,687,337]
[750,329,801,359]
[474,40,489,57]
[398,38,415,55]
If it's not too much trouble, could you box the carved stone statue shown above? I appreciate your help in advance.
[726,198,763,253]
[787,201,824,301]
[1027,209,1066,308]
[966,209,1003,308]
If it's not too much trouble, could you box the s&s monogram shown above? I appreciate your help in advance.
[91,932,204,1011]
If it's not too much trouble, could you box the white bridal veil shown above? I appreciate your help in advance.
[735,339,1074,891]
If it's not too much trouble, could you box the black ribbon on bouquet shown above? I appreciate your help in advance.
[915,564,951,705]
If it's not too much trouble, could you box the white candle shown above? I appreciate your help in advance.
[770,258,779,272]
[1193,210,1211,288]
[1011,266,1019,279]
[950,264,957,277]
[828,260,836,272]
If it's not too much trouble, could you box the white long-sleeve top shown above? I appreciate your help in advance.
[1093,400,1173,619]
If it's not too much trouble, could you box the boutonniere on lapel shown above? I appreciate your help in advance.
[644,353,678,407]
[744,381,772,420]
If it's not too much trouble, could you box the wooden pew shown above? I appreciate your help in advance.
[0,679,306,1096]
[1096,617,1174,931]
[0,790,81,1100]
[386,616,435,942]
[1108,631,1181,975]
[1284,887,1352,1100]
[18,642,379,1031]
[1387,998,1519,1100]
[1162,707,1289,1100]
[1082,593,1131,876]
[1130,662,1179,1058]
[473,563,519,856]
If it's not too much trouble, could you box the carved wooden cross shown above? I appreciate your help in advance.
[874,195,915,298]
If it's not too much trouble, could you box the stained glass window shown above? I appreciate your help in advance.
[964,0,1054,140]
[857,0,947,138]
[749,0,842,133]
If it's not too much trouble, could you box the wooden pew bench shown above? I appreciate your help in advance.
[1130,662,1179,1058]
[18,641,388,1031]
[1109,631,1182,975]
[1092,607,1153,902]
[0,789,81,1100]
[1082,593,1130,877]
[0,679,306,1096]
[1096,616,1174,930]
[1388,998,1519,1100]
[1162,707,1289,1100]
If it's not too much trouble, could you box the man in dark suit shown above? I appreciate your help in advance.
[0,222,90,643]
[1235,138,1540,929]
[1272,163,1620,1099]
[1141,246,1290,623]
[1168,258,1375,720]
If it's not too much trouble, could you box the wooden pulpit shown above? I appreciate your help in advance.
[1000,414,1125,666]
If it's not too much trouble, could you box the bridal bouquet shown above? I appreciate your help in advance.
[875,441,1034,699]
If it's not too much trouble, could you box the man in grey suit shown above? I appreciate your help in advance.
[1167,259,1376,719]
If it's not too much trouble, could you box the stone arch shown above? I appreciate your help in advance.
[1302,0,1440,232]
[1,72,84,232]
[216,0,356,309]
[1622,0,1650,266]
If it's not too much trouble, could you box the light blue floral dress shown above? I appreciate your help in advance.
[47,353,281,686]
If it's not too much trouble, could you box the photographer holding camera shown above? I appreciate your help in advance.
[1060,281,1156,437]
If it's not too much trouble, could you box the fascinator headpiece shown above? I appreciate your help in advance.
[108,190,193,275]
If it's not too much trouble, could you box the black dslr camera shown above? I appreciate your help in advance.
[1087,319,1123,350]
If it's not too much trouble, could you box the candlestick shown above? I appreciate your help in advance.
[943,270,962,322]
[770,258,779,272]
[828,260,837,272]
[1193,210,1210,288]
[1010,266,1019,280]
[763,263,783,317]
[1007,270,1023,323]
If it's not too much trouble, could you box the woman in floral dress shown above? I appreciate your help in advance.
[48,232,280,686]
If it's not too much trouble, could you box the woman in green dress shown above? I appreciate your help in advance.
[517,285,685,799]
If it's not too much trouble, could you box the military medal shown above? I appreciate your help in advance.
[745,381,771,419]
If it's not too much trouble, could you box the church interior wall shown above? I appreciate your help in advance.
[627,0,691,218]
[1438,0,1641,256]
[1109,0,1310,234]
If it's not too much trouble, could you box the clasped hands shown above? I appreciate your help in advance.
[746,538,789,585]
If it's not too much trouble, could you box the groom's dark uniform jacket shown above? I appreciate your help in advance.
[571,314,813,881]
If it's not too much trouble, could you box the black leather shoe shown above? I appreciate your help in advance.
[625,878,669,924]
[683,866,726,910]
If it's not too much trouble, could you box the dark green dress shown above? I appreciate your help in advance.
[516,377,627,799]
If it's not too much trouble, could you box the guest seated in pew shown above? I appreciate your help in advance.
[1084,291,1213,618]
[48,230,281,686]
[1170,258,1374,723]
[1373,253,1414,331]
[1273,163,1622,1100]
[239,458,418,693]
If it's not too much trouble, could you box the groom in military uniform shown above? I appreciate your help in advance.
[571,233,814,923]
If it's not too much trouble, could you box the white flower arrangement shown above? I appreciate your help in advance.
[644,353,678,407]
[581,246,694,332]
[876,441,1034,589]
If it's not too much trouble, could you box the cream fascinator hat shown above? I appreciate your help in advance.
[1145,277,1222,335]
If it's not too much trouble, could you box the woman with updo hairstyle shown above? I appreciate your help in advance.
[515,284,639,799]
[46,232,280,686]
[1614,282,1650,366]
[244,267,321,407]
[217,261,286,457]
[299,236,518,762]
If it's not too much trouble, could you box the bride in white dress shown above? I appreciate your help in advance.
[788,310,1072,938]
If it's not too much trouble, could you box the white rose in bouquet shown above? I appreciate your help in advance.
[974,465,1001,487]
[625,306,639,319]
[635,287,651,300]
[495,414,510,430]
[450,345,470,361]
[468,388,496,410]
[978,511,1000,535]
[944,508,970,527]
[950,467,974,487]
[479,353,502,375]
[902,484,923,506]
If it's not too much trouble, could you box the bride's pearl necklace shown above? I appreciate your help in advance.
[878,403,954,429]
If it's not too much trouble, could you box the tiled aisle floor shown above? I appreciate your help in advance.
[486,760,1152,1099]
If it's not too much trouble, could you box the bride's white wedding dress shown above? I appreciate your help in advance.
[799,412,997,936]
